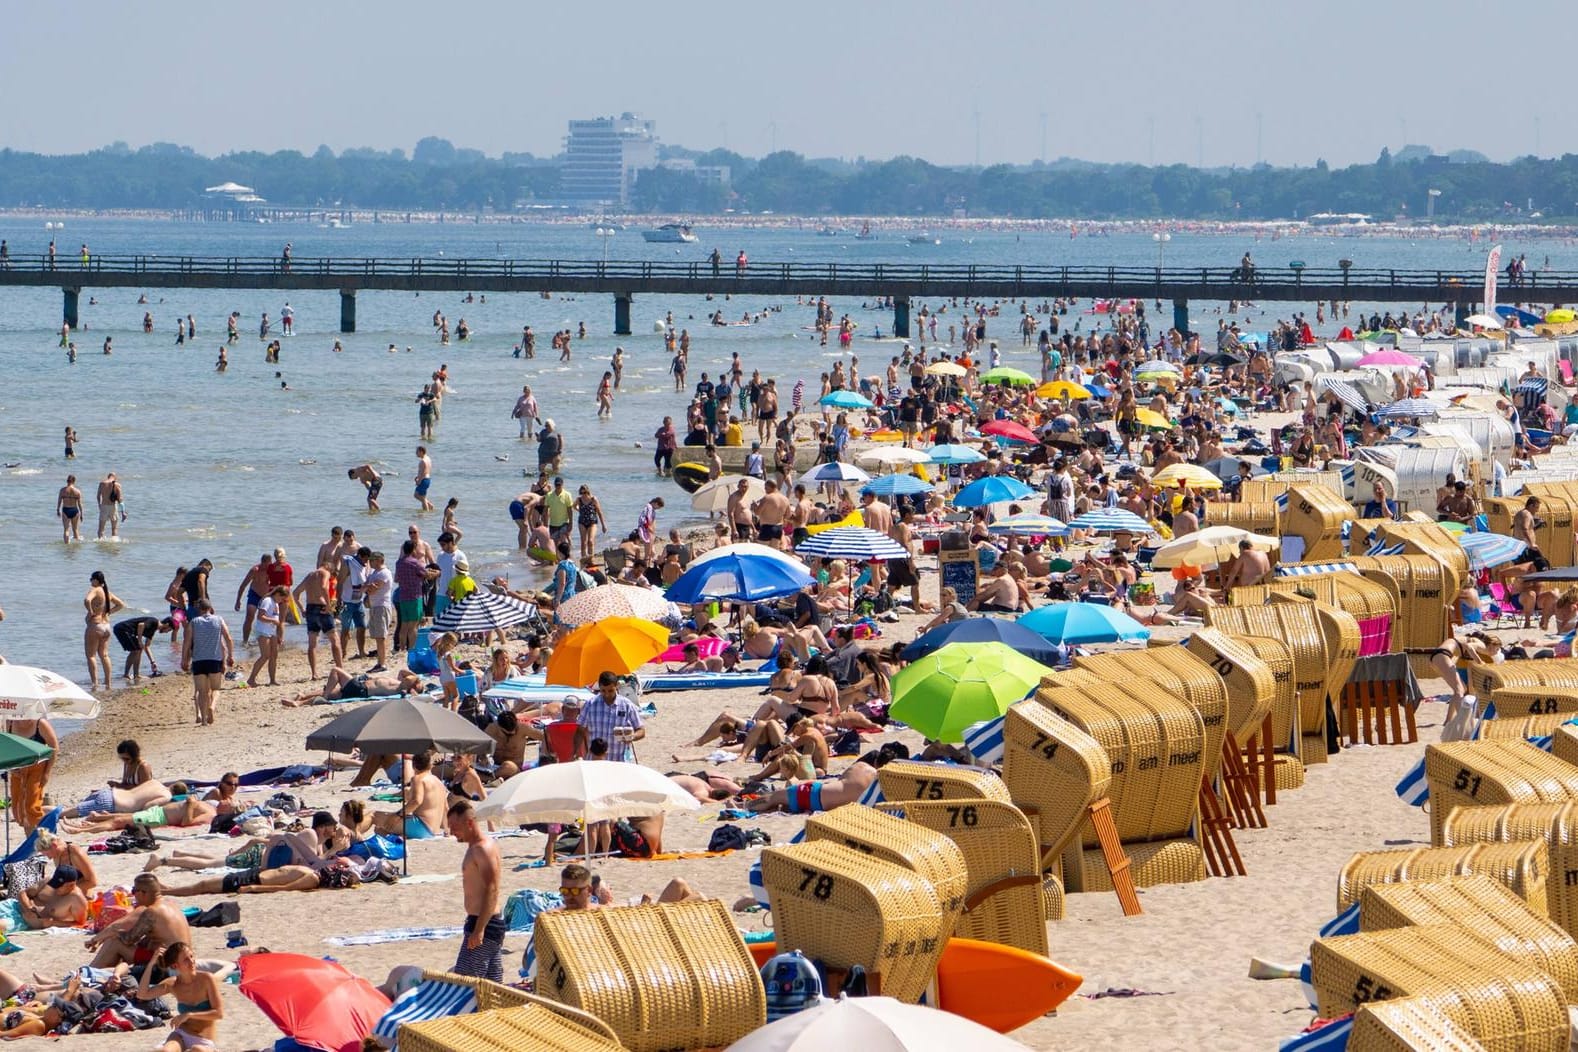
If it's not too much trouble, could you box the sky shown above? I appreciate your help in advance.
[3,0,1572,169]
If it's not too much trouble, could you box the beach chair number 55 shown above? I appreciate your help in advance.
[1353,975,1392,1004]
[1452,768,1483,797]
[798,868,836,900]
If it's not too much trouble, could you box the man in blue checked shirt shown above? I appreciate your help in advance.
[576,671,644,762]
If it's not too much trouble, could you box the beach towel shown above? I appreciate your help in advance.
[324,925,463,947]
[507,888,566,980]
[1278,1014,1351,1051]
[372,977,478,1048]
[1319,902,1361,939]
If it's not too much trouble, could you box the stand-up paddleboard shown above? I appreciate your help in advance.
[673,463,710,493]
[747,937,1080,1032]
[804,509,865,535]
[527,546,556,565]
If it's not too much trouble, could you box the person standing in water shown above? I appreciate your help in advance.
[349,464,383,513]
[56,475,84,542]
[84,571,125,691]
[611,347,625,389]
[64,427,76,460]
[96,472,124,540]
[414,447,435,511]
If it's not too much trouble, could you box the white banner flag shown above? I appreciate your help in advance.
[1485,244,1502,316]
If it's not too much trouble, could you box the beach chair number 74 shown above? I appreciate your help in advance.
[1029,735,1061,760]
[798,868,836,900]
[1452,769,1483,797]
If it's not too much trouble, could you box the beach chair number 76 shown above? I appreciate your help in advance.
[946,805,979,827]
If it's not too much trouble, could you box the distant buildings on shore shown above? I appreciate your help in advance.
[561,113,728,208]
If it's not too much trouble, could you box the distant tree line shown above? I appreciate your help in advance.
[2,138,1576,220]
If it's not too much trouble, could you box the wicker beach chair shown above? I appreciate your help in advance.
[1488,688,1578,720]
[804,804,968,932]
[399,996,621,1052]
[1518,484,1577,567]
[1424,739,1578,845]
[1182,628,1276,826]
[1441,802,1578,937]
[1349,995,1489,1052]
[1466,659,1578,704]
[876,759,1013,806]
[1475,713,1578,742]
[759,840,948,1004]
[1280,484,1356,562]
[1233,634,1304,796]
[1309,924,1569,1051]
[1335,842,1550,916]
[530,899,765,1052]
[1354,555,1454,678]
[999,700,1111,862]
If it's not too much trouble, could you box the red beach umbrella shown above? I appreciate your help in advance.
[979,419,1039,444]
[240,953,391,1052]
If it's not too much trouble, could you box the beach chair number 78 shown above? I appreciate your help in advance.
[798,868,836,900]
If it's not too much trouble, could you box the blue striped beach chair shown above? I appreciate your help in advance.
[372,973,479,1050]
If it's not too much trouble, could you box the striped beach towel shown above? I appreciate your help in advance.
[372,977,478,1048]
[1280,1014,1352,1051]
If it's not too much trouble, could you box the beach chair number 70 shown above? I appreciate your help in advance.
[798,868,836,900]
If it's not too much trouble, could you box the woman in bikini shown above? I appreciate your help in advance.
[139,942,222,1052]
[83,571,125,691]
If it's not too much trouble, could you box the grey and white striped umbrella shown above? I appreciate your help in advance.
[431,591,538,634]
[795,526,909,561]
[803,461,872,484]
[1374,399,1438,419]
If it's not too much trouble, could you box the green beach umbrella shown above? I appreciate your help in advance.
[888,641,1050,743]
[979,366,1035,387]
[0,732,53,854]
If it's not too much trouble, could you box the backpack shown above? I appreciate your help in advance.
[762,950,824,1022]
[611,820,652,859]
[708,824,748,852]
[189,901,241,928]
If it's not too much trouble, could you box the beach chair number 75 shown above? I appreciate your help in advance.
[798,868,836,900]
[1452,769,1483,797]
[915,779,945,799]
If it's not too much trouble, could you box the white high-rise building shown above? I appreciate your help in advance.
[562,113,658,207]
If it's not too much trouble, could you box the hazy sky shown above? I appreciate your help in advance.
[4,0,1571,168]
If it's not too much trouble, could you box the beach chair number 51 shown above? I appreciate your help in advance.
[798,868,836,900]
[1452,768,1483,797]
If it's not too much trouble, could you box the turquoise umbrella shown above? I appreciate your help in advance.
[1018,603,1150,645]
[818,390,875,409]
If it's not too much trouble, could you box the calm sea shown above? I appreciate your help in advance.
[0,217,1569,687]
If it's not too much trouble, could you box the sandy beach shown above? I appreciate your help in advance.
[9,578,1462,1052]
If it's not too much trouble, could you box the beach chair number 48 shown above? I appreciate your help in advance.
[1452,768,1483,797]
[1353,975,1393,1005]
[798,868,836,900]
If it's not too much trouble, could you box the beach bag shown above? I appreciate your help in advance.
[406,644,439,675]
[88,887,132,932]
[708,824,748,853]
[611,820,652,859]
[762,950,823,1022]
[2,858,45,899]
[190,901,240,928]
[266,793,303,815]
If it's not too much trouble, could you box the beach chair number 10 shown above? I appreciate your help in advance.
[1451,768,1483,797]
[798,868,836,900]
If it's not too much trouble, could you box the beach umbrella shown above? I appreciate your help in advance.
[925,444,986,465]
[653,636,729,663]
[241,952,391,1052]
[796,526,909,561]
[901,617,1064,666]
[924,360,967,377]
[557,584,671,627]
[1202,456,1264,481]
[0,664,100,720]
[803,461,872,484]
[474,759,699,827]
[1151,463,1225,490]
[1018,603,1151,645]
[856,446,932,469]
[1066,508,1154,534]
[980,366,1035,386]
[1132,408,1173,430]
[979,419,1039,444]
[1150,526,1279,569]
[1547,309,1576,324]
[819,389,875,409]
[664,552,815,604]
[952,475,1037,508]
[986,513,1067,536]
[0,733,53,854]
[725,996,1032,1052]
[690,475,765,513]
[1374,399,1439,419]
[429,591,537,635]
[1035,380,1090,400]
[689,542,808,572]
[546,617,670,686]
[1356,349,1423,368]
[889,642,1051,743]
[1457,531,1528,571]
[1463,313,1504,329]
[861,473,935,497]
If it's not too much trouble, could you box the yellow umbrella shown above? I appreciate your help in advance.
[1546,309,1575,324]
[545,617,669,687]
[1132,408,1173,430]
[1035,380,1091,400]
[925,360,967,377]
[1151,463,1224,490]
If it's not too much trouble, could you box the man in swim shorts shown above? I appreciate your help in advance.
[349,464,383,513]
[281,665,425,706]
[414,446,434,511]
[161,860,361,897]
[371,751,447,839]
[746,755,885,813]
[292,561,342,680]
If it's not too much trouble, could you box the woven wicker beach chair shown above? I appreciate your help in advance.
[1336,842,1550,916]
[1442,801,1578,936]
[999,701,1110,862]
[876,759,1013,806]
[1475,713,1577,743]
[1488,688,1578,721]
[804,804,968,932]
[1424,739,1578,845]
[1348,995,1491,1051]
[398,996,621,1052]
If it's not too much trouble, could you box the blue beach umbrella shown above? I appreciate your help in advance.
[664,552,815,604]
[952,475,1037,508]
[861,474,935,497]
[926,444,987,465]
[1018,603,1151,645]
[902,616,1065,666]
[795,526,909,561]
[818,390,875,409]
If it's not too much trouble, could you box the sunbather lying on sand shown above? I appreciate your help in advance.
[60,779,172,821]
[142,813,345,874]
[282,666,426,706]
[61,785,215,835]
[746,754,885,813]
[159,858,362,896]
[666,770,743,802]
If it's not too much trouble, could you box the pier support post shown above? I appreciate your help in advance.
[1172,297,1190,337]
[339,289,357,333]
[893,295,910,339]
[62,287,80,331]
[614,293,633,336]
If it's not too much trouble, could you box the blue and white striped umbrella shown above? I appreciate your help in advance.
[861,473,934,497]
[1066,508,1154,534]
[1374,398,1439,419]
[987,513,1067,536]
[1457,531,1527,570]
[803,461,871,484]
[795,526,909,561]
[952,475,1037,508]
[431,592,538,634]
[925,443,986,465]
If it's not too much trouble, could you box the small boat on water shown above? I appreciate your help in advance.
[908,232,940,246]
[588,218,623,231]
[643,223,698,243]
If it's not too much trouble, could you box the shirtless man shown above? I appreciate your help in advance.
[282,665,425,706]
[414,447,435,511]
[968,563,1022,613]
[371,752,448,839]
[61,779,172,821]
[747,754,885,813]
[448,801,504,981]
[62,789,216,836]
[56,475,83,542]
[859,492,893,587]
[316,526,344,570]
[234,552,274,644]
[16,866,88,930]
[486,711,530,780]
[727,479,756,541]
[887,507,930,612]
[785,484,815,545]
[349,464,383,513]
[86,873,192,972]
[145,812,343,874]
[95,473,123,540]
[292,562,342,679]
[1222,539,1272,592]
[1513,496,1545,562]
[752,481,791,550]
[160,860,361,897]
[756,378,779,443]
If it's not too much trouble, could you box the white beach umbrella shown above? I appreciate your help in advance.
[691,476,766,513]
[1150,526,1280,569]
[690,542,810,572]
[557,584,672,627]
[725,996,1031,1052]
[803,462,871,484]
[0,664,100,720]
[856,447,932,470]
[475,760,699,826]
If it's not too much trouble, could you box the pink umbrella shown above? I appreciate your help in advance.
[652,636,729,663]
[980,419,1040,444]
[1356,349,1423,368]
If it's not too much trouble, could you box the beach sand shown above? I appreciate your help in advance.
[20,604,1460,1052]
